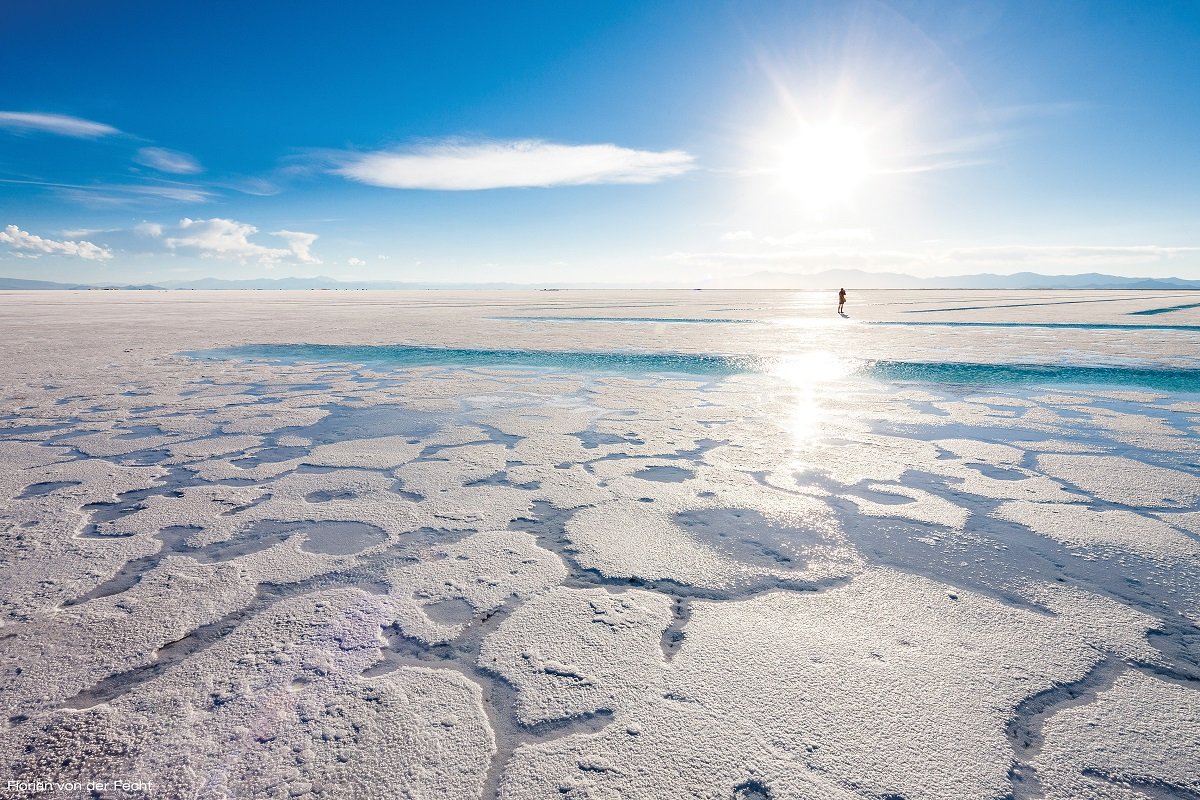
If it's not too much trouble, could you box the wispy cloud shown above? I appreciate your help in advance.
[0,178,215,207]
[61,227,119,238]
[0,224,112,260]
[164,218,320,264]
[0,111,120,138]
[134,147,203,175]
[332,139,695,190]
[120,184,213,203]
[55,184,214,207]
[222,176,281,196]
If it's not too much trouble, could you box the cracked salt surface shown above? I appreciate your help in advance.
[2,290,1199,799]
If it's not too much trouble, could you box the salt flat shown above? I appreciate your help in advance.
[1,289,1198,799]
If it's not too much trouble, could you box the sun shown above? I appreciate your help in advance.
[772,121,871,211]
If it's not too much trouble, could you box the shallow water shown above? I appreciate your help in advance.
[195,342,1200,391]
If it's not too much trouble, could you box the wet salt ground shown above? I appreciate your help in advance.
[1,290,1199,800]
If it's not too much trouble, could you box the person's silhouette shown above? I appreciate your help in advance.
[837,287,847,316]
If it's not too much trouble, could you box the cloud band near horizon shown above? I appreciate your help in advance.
[332,139,695,190]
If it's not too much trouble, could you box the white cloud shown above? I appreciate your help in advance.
[0,111,120,138]
[333,138,695,190]
[135,221,163,237]
[272,230,321,264]
[166,218,319,264]
[376,254,389,260]
[348,257,365,266]
[135,147,203,175]
[0,224,112,260]
[721,230,754,242]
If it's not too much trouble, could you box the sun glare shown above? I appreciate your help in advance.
[772,121,871,210]
[772,350,858,386]
[770,351,859,444]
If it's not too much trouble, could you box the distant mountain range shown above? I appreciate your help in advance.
[2,270,1200,292]
[0,276,166,290]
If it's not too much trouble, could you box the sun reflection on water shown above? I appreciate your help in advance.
[769,351,861,445]
[772,351,859,383]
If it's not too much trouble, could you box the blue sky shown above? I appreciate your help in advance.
[2,0,1198,284]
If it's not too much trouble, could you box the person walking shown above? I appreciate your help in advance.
[837,287,847,316]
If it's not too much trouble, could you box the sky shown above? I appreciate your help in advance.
[1,0,1199,285]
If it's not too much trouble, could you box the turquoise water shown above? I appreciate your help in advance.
[192,344,754,377]
[191,344,1200,392]
[866,361,1200,391]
